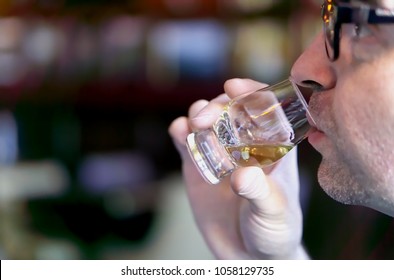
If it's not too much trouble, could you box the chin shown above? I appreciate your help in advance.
[316,159,369,206]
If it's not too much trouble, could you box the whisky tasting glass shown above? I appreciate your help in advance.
[186,78,313,184]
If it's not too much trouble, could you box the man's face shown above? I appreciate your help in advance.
[291,0,394,215]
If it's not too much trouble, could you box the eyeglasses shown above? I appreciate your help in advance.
[321,0,394,61]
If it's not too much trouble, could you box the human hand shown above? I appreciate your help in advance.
[169,79,309,259]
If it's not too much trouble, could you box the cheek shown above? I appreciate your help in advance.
[336,56,394,143]
[333,72,394,177]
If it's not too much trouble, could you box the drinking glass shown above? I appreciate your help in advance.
[186,78,314,184]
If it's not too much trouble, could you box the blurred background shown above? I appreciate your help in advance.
[0,0,392,260]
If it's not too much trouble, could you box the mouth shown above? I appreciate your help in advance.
[307,123,325,146]
[303,88,329,147]
[305,111,326,146]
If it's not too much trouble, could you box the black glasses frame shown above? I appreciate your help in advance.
[321,0,394,61]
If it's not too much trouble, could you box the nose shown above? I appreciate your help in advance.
[290,31,336,90]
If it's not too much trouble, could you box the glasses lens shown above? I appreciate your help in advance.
[322,0,336,60]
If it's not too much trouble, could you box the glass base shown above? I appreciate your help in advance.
[186,130,235,185]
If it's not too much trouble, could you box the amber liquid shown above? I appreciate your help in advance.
[226,144,293,167]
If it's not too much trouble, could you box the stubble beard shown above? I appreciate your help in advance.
[317,156,372,206]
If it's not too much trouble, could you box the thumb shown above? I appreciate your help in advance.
[230,167,284,216]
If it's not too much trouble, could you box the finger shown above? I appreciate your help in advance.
[188,99,209,119]
[168,116,191,160]
[230,166,284,216]
[189,94,230,131]
[224,78,268,99]
[167,99,209,158]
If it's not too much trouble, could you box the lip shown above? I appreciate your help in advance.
[307,127,325,146]
[305,112,326,146]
